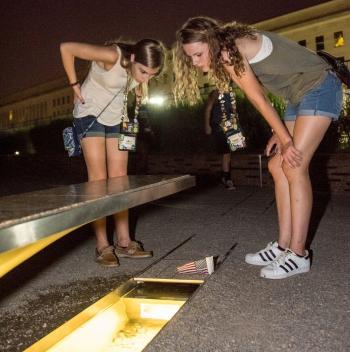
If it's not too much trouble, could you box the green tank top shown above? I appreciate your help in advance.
[250,31,329,104]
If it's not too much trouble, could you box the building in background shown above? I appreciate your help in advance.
[0,0,349,132]
[255,0,349,62]
[0,77,74,132]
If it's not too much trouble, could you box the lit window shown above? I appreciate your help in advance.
[334,31,345,47]
[298,40,306,47]
[316,35,324,51]
[9,110,13,121]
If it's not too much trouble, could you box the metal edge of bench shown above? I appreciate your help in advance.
[0,175,195,253]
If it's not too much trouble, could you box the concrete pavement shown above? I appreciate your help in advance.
[0,183,349,351]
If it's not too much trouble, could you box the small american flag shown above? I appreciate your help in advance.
[176,256,214,275]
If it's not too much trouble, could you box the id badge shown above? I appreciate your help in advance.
[122,121,139,134]
[118,134,136,151]
[226,130,246,152]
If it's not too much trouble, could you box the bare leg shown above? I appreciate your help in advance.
[81,137,109,251]
[267,121,295,249]
[106,137,130,247]
[222,153,231,172]
[282,116,331,255]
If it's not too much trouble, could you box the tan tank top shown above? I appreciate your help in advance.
[73,46,138,126]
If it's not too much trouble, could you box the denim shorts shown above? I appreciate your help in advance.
[284,71,343,121]
[73,115,121,139]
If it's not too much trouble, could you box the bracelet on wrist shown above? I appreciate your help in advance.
[69,81,80,87]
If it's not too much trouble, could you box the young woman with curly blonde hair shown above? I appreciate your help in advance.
[174,16,342,279]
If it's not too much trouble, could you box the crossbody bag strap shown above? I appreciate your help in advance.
[77,85,125,139]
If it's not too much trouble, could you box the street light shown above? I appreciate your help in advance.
[148,96,165,106]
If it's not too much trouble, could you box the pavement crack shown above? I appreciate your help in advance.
[262,198,276,214]
[220,190,256,216]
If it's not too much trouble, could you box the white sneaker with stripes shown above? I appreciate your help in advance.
[260,249,310,279]
[245,241,283,266]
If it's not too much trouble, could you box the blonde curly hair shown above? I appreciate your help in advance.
[173,16,258,105]
[216,22,257,77]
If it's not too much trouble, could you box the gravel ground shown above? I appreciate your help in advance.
[0,275,129,352]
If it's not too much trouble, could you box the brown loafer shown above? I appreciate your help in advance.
[95,245,120,267]
[114,241,153,258]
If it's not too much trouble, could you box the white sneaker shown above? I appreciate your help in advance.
[260,249,310,279]
[245,241,283,266]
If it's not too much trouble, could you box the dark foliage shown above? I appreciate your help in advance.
[1,92,349,155]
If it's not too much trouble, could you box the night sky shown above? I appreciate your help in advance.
[0,0,330,97]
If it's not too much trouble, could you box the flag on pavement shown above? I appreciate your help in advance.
[176,256,215,275]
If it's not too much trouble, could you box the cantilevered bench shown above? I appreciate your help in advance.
[0,174,195,277]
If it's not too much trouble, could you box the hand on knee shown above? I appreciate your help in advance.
[281,160,308,183]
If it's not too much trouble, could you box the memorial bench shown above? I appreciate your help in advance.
[0,174,195,277]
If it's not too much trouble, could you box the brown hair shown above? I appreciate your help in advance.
[107,39,166,100]
[117,39,165,73]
